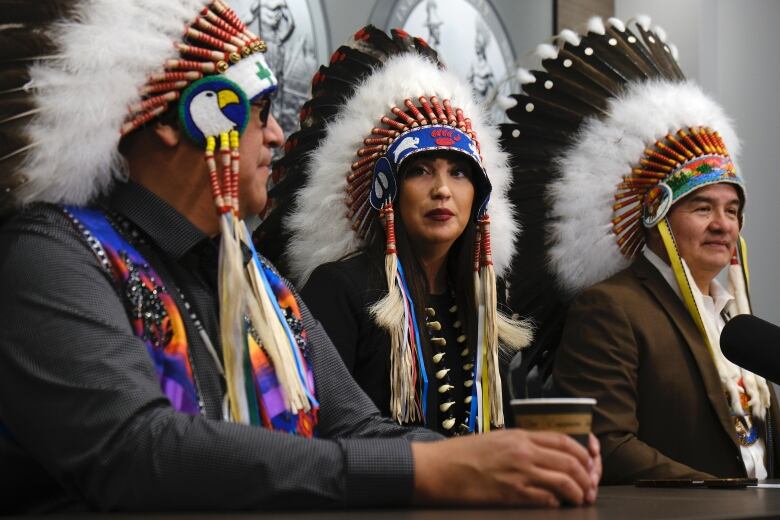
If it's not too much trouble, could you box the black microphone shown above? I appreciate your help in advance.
[721,314,780,384]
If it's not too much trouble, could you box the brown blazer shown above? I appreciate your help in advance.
[554,255,780,484]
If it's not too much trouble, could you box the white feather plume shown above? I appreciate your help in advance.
[587,17,607,36]
[557,29,581,47]
[653,25,668,43]
[497,96,518,110]
[17,0,209,207]
[535,43,559,61]
[284,53,518,285]
[669,43,680,61]
[607,17,626,33]
[516,68,536,85]
[634,14,652,32]
[547,80,740,296]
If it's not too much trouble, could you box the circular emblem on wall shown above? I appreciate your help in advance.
[370,0,517,122]
[230,0,330,146]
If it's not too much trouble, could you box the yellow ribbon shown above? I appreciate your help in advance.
[657,219,716,358]
[658,220,753,355]
[738,235,750,287]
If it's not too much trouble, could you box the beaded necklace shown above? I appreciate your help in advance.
[425,295,477,436]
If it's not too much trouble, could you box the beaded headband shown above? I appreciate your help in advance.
[122,0,273,137]
[615,126,744,257]
[351,96,492,239]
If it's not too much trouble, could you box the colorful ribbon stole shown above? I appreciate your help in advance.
[65,206,200,414]
[64,206,318,436]
[248,247,319,436]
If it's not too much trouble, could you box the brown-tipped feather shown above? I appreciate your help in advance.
[0,0,77,25]
[501,16,687,389]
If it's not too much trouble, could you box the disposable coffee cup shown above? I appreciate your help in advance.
[511,398,596,447]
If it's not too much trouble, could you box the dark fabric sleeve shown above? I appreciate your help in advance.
[553,287,712,483]
[300,262,362,373]
[293,285,442,503]
[0,210,440,512]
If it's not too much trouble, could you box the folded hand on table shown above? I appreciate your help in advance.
[412,430,601,507]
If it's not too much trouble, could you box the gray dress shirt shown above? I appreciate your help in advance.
[0,180,441,513]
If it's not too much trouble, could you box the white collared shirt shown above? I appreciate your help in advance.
[642,247,767,479]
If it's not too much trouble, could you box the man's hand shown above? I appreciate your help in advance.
[412,430,602,507]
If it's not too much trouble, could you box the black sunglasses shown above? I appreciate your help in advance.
[255,95,273,126]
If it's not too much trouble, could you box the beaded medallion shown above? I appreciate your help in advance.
[733,386,760,447]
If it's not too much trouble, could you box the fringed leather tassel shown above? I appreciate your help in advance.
[218,211,250,422]
[212,132,312,423]
[728,238,771,419]
[239,222,313,416]
[369,202,421,423]
[478,214,503,429]
[496,313,534,351]
[212,131,250,422]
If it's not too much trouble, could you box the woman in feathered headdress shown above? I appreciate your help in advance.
[255,26,530,435]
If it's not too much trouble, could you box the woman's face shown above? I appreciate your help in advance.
[398,151,475,255]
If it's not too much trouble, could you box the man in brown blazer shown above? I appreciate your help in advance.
[499,15,775,486]
[554,183,780,484]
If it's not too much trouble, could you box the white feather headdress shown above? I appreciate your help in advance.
[256,28,527,432]
[503,16,741,298]
[283,52,517,285]
[3,0,208,210]
[548,79,740,295]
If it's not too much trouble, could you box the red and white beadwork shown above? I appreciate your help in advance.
[121,0,266,136]
[345,96,483,240]
[612,126,734,257]
[204,130,240,215]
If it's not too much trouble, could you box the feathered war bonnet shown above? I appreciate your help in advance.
[256,27,527,432]
[0,0,319,430]
[502,16,769,420]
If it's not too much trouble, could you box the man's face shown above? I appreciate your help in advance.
[238,101,283,217]
[666,183,741,279]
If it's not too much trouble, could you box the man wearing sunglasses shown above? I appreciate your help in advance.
[0,1,599,512]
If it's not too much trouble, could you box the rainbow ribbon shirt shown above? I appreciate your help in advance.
[64,206,318,436]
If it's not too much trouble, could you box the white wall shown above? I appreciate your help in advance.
[715,1,780,323]
[616,0,780,323]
